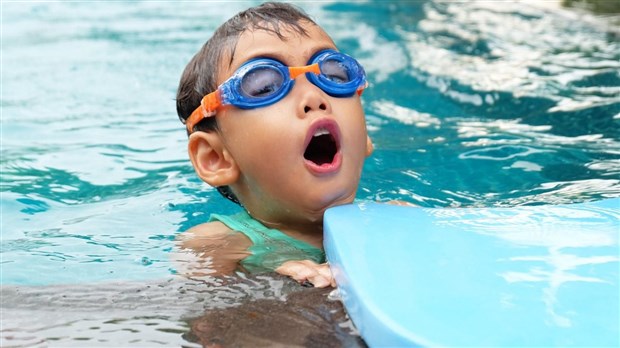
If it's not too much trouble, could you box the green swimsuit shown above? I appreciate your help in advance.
[209,210,325,273]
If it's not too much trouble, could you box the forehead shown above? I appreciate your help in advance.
[218,21,336,82]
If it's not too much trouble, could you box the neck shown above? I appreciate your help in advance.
[255,216,325,249]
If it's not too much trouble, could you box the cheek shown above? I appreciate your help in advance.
[341,103,369,151]
[218,110,299,172]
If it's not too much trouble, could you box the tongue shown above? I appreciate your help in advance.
[304,134,336,165]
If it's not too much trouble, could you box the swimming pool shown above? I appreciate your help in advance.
[2,1,619,346]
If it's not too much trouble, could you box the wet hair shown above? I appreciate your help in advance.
[176,2,317,204]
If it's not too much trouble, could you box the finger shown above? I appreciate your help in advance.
[276,261,319,282]
[307,274,330,288]
[275,260,335,287]
[315,263,336,287]
[316,263,332,279]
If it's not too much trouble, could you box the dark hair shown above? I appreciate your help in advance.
[176,2,317,204]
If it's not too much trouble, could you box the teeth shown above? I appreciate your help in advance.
[313,128,330,137]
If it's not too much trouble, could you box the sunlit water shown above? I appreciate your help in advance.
[1,1,619,346]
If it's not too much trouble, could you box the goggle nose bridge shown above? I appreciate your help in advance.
[288,63,321,80]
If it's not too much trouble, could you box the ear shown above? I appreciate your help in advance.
[188,132,239,187]
[365,135,374,157]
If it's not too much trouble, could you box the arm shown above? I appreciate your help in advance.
[175,222,335,287]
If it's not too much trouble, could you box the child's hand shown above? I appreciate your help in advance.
[275,260,335,288]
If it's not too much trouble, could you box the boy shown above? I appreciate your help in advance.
[175,2,373,288]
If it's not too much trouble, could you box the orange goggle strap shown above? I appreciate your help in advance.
[186,90,221,133]
[357,81,368,96]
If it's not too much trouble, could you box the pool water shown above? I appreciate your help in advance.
[2,1,619,346]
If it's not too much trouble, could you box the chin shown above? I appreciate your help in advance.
[290,194,355,225]
[309,189,357,213]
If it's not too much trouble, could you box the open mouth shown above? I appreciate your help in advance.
[303,120,342,174]
[304,128,338,165]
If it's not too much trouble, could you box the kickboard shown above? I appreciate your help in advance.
[323,198,619,347]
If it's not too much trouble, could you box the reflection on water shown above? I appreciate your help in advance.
[1,0,619,346]
[335,0,620,207]
[1,275,361,347]
[431,200,618,328]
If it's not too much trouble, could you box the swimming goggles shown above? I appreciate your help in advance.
[185,49,367,132]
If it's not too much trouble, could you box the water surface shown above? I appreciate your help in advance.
[1,1,619,346]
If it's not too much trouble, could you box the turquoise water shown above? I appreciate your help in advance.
[1,1,619,346]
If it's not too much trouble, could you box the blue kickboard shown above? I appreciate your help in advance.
[324,198,619,347]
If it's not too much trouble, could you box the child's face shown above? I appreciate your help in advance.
[214,21,372,224]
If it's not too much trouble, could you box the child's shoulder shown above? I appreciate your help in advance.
[175,221,253,276]
[178,220,252,252]
[186,220,232,236]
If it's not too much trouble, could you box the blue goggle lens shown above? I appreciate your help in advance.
[240,66,285,99]
[231,50,365,108]
[320,60,351,84]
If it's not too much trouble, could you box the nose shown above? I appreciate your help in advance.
[296,78,330,117]
[292,74,331,117]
